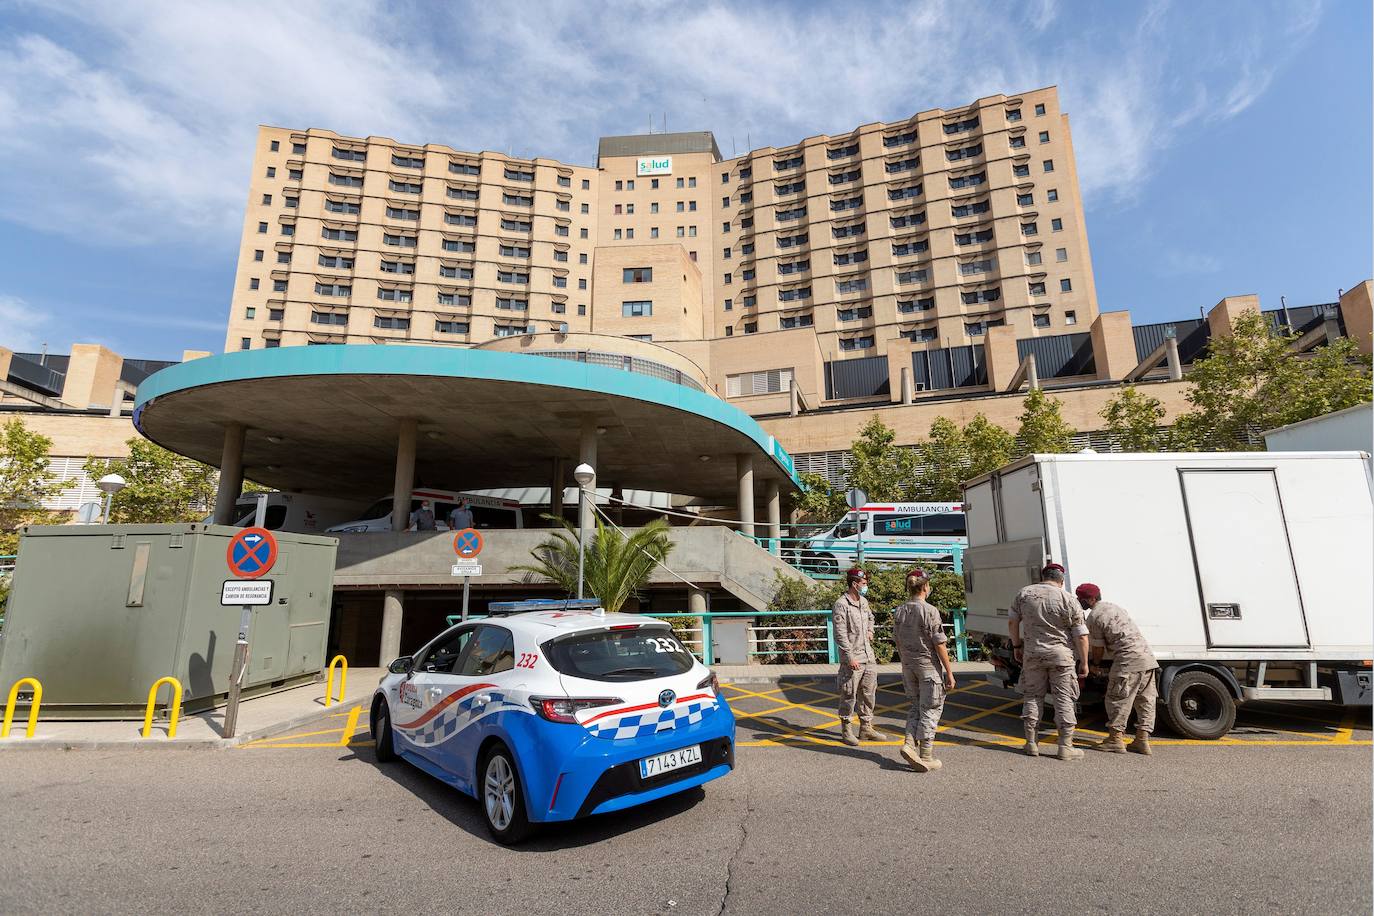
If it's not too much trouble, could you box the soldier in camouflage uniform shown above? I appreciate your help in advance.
[892,568,956,772]
[833,567,883,746]
[1009,563,1090,761]
[1077,583,1158,756]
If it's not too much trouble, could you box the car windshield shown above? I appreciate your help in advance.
[543,626,694,682]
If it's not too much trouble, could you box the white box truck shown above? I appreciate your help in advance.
[962,451,1373,739]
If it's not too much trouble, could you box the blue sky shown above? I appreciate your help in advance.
[0,0,1368,360]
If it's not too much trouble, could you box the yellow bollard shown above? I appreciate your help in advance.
[3,677,43,739]
[325,655,348,707]
[142,676,183,739]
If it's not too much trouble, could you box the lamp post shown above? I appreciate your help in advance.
[96,474,127,524]
[573,463,595,599]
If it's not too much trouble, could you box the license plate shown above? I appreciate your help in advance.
[639,744,702,779]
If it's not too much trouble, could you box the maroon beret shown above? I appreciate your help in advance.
[1075,583,1101,602]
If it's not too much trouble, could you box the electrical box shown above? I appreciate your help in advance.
[0,523,337,718]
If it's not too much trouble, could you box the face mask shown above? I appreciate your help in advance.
[858,584,869,596]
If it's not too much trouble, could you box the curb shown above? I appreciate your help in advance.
[0,692,376,752]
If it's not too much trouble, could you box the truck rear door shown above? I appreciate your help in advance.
[1180,469,1310,648]
[963,463,1048,638]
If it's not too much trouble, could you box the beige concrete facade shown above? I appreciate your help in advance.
[196,86,1367,478]
[225,87,1094,359]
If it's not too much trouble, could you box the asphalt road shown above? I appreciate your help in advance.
[1,715,1368,915]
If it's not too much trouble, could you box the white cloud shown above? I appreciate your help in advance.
[0,294,50,352]
[0,0,1326,248]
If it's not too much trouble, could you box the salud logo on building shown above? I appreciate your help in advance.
[637,156,672,176]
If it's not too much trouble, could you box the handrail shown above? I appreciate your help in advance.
[142,676,183,739]
[3,677,42,739]
[325,655,348,707]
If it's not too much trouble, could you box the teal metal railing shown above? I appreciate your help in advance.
[446,607,971,666]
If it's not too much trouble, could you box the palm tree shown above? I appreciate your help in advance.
[511,517,674,613]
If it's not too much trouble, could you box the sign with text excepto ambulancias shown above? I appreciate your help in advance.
[221,579,274,607]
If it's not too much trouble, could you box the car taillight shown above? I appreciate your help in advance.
[530,696,622,724]
[697,671,720,695]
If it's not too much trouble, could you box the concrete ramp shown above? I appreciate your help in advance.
[332,525,812,609]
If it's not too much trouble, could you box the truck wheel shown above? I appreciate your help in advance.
[1163,670,1236,740]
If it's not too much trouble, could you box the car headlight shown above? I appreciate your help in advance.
[333,525,369,533]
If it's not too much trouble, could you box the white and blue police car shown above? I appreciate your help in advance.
[370,599,736,843]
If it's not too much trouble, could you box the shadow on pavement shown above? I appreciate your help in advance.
[341,742,710,850]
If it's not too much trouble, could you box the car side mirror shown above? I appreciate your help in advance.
[388,656,414,675]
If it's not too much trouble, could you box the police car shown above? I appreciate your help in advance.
[370,600,736,844]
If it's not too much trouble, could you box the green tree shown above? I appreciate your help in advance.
[85,438,220,524]
[1014,388,1076,456]
[794,472,846,524]
[0,418,72,556]
[1100,385,1167,452]
[1170,312,1372,450]
[846,416,919,501]
[912,414,1015,500]
[511,517,674,613]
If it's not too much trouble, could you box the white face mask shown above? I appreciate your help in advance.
[858,584,869,596]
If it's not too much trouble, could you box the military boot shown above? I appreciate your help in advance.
[1128,729,1152,756]
[1092,729,1127,753]
[917,740,943,772]
[841,722,860,747]
[1056,729,1084,761]
[857,723,885,741]
[1022,721,1040,757]
[900,737,922,770]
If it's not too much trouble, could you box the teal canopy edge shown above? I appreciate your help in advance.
[134,345,799,489]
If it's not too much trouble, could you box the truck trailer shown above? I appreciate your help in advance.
[962,451,1373,739]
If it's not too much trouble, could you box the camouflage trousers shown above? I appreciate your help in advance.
[901,665,946,743]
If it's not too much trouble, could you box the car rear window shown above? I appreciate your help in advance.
[544,626,694,682]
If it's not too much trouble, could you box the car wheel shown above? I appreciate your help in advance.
[372,699,396,762]
[480,745,532,845]
[1162,670,1236,740]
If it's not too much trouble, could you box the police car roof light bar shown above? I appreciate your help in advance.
[486,598,604,616]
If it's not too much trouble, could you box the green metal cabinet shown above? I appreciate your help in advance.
[0,524,337,717]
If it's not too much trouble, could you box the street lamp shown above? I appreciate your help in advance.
[573,462,595,599]
[96,474,127,524]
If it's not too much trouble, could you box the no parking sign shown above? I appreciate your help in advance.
[226,527,277,578]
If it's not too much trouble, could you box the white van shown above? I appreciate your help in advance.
[797,501,966,573]
[224,492,367,533]
[326,488,524,533]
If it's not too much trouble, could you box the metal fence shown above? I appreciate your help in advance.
[441,607,971,666]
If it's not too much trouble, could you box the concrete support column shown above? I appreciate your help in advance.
[1165,336,1183,380]
[900,367,914,405]
[549,457,565,526]
[391,418,417,531]
[688,589,710,663]
[789,383,800,417]
[212,423,245,525]
[736,453,755,538]
[1026,353,1040,390]
[380,590,404,666]
[578,420,598,535]
[765,480,781,554]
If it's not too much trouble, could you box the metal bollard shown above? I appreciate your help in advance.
[142,676,184,739]
[2,677,43,739]
[325,655,348,707]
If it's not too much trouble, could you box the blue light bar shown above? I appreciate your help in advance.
[486,598,603,615]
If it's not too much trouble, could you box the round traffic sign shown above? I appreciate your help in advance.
[227,527,278,579]
[453,528,484,558]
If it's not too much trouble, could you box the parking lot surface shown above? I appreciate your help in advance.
[1,677,1368,915]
